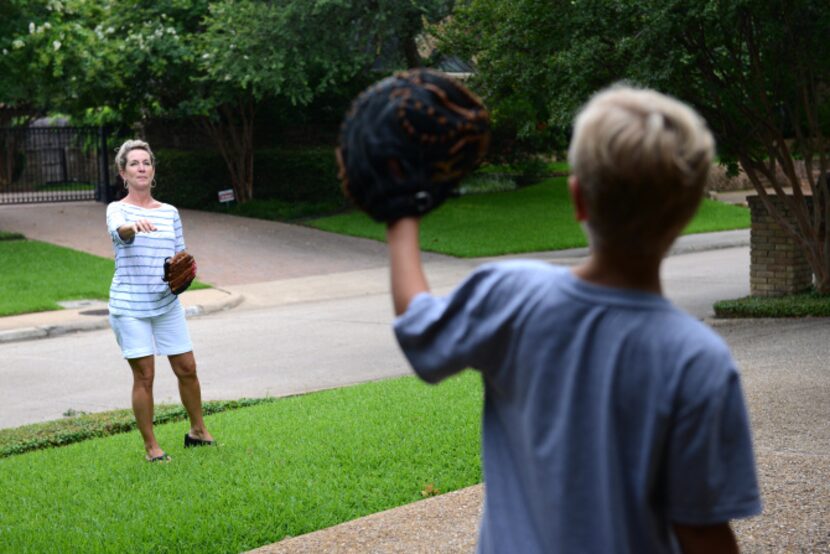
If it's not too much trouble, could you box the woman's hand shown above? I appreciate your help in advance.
[132,219,157,234]
[118,219,157,240]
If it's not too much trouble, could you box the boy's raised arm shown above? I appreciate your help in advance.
[386,217,429,315]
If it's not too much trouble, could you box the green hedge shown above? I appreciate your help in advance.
[0,231,25,241]
[152,147,343,210]
[0,398,277,458]
[153,149,227,209]
[713,290,830,318]
[253,146,342,204]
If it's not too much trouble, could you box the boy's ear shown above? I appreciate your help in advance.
[568,176,589,222]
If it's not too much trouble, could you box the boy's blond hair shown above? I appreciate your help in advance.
[567,86,715,252]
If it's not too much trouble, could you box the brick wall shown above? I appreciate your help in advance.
[748,195,814,296]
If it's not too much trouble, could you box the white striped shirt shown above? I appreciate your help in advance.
[106,201,185,317]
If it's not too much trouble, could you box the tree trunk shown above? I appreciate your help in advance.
[199,96,256,203]
[0,109,33,189]
[402,35,422,68]
[674,7,830,295]
[0,134,17,189]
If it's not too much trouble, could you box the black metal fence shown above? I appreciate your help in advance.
[0,126,113,205]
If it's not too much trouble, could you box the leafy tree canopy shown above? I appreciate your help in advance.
[0,0,106,125]
[2,0,454,201]
[440,0,830,291]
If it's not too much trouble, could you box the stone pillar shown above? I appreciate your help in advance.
[748,195,814,296]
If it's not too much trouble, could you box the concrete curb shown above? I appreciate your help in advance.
[0,290,244,345]
[183,289,245,317]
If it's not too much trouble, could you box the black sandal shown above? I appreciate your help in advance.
[184,433,215,448]
[146,451,171,463]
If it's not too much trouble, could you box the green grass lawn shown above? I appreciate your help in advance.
[308,177,751,257]
[0,238,209,317]
[0,240,115,316]
[0,374,483,553]
[682,197,752,235]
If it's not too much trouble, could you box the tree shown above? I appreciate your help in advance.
[0,0,35,186]
[186,0,373,203]
[371,0,456,68]
[623,0,830,293]
[435,0,584,160]
[440,0,830,293]
[0,0,104,186]
[4,0,457,202]
[76,0,455,204]
[189,0,456,203]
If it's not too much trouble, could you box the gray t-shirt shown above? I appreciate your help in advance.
[394,260,761,554]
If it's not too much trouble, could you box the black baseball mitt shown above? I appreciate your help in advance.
[163,251,197,295]
[336,68,491,223]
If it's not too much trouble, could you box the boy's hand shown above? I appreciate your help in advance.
[387,217,429,315]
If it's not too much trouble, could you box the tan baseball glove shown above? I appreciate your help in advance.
[163,251,197,295]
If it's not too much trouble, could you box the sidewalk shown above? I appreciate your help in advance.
[248,486,484,554]
[0,287,243,344]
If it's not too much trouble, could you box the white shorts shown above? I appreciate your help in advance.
[109,306,193,359]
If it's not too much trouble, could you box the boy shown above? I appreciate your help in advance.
[387,86,762,553]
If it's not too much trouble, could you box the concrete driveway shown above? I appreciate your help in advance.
[0,201,448,285]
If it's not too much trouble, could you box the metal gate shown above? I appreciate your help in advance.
[0,126,112,205]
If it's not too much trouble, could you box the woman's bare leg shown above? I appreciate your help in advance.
[169,351,213,441]
[127,355,165,459]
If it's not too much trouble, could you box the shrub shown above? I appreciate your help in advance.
[153,149,227,209]
[474,158,562,189]
[151,147,345,211]
[253,146,344,205]
[0,398,276,458]
[458,173,517,195]
[713,290,830,318]
[219,197,345,222]
[0,231,25,241]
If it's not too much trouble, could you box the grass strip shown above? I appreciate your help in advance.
[0,374,483,553]
[310,178,584,257]
[714,289,830,318]
[682,197,751,235]
[308,177,750,257]
[0,240,114,316]
[0,239,209,316]
[0,398,275,458]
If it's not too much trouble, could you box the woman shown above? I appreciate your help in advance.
[106,139,214,462]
